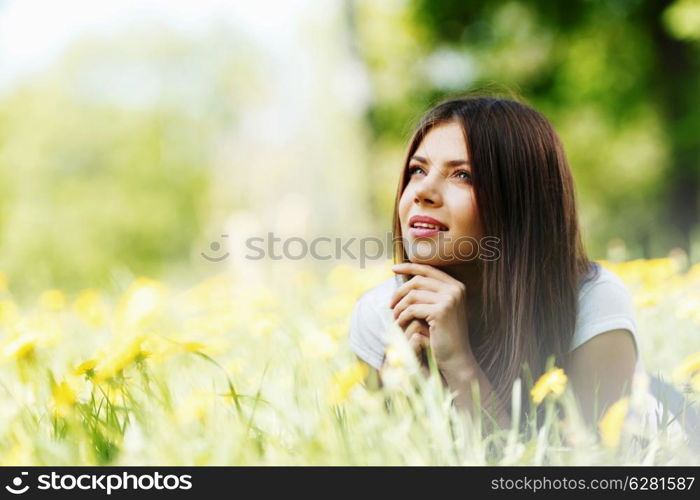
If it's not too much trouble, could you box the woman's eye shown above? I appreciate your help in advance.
[408,165,471,182]
[455,170,472,182]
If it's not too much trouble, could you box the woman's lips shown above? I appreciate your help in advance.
[409,227,447,237]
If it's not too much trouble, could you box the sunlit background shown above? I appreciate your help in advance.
[0,0,699,465]
[1,0,700,297]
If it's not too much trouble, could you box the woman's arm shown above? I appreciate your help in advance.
[565,329,637,425]
[407,329,636,431]
[439,352,511,430]
[441,329,636,431]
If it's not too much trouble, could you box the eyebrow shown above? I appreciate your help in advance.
[410,155,470,167]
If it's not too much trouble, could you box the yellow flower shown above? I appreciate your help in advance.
[599,396,629,449]
[1,315,62,360]
[1,332,39,361]
[530,367,568,404]
[73,288,107,328]
[50,379,78,418]
[137,335,177,363]
[672,351,700,383]
[92,333,149,382]
[73,359,97,376]
[178,337,230,356]
[327,362,368,406]
[39,289,66,312]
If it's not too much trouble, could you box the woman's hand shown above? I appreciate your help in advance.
[389,262,473,368]
[403,318,431,377]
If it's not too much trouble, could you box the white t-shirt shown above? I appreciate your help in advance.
[349,263,643,373]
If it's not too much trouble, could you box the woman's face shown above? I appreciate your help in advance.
[398,120,483,265]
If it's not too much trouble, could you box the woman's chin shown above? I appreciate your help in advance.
[405,239,448,264]
[406,255,451,266]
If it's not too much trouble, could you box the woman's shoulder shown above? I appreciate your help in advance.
[571,262,640,356]
[351,275,398,334]
[348,275,400,370]
[578,262,632,300]
[357,275,400,310]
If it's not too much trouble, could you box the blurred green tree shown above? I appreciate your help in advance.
[0,23,262,297]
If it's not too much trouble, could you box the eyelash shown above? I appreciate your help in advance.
[407,165,472,182]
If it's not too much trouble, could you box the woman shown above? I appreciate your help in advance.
[349,95,671,433]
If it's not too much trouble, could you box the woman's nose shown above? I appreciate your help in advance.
[413,170,443,205]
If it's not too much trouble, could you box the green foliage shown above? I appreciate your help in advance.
[0,83,209,295]
[0,24,262,297]
[353,0,700,260]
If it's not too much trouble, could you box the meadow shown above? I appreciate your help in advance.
[0,258,699,465]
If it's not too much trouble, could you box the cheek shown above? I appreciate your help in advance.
[398,190,412,216]
[453,201,480,234]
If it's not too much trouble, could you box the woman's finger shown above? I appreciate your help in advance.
[392,288,442,322]
[389,275,443,309]
[395,303,433,330]
[403,318,430,343]
[408,332,430,357]
[408,333,431,377]
[392,262,457,283]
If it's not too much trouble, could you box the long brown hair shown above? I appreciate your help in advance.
[392,94,599,415]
